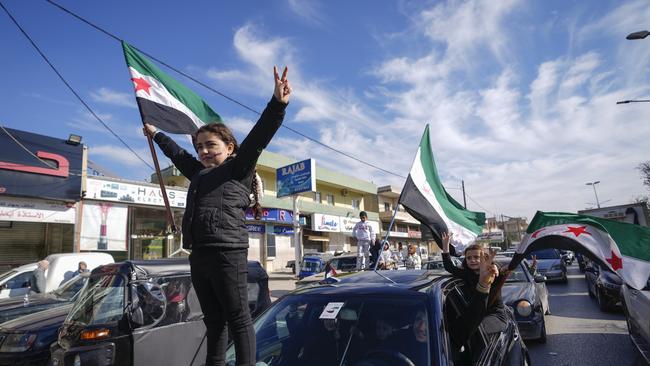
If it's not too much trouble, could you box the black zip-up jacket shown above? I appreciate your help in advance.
[442,253,507,341]
[153,96,287,250]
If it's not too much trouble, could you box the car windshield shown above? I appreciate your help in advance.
[52,274,89,301]
[66,274,125,326]
[528,249,560,260]
[302,260,321,271]
[503,263,530,283]
[0,270,18,283]
[225,295,431,366]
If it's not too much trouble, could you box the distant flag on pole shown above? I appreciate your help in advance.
[398,125,485,254]
[508,211,650,290]
[122,40,222,134]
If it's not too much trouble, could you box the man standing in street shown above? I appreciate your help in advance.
[353,211,375,270]
[30,260,48,293]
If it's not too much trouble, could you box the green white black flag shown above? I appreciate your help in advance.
[122,41,222,134]
[398,125,485,253]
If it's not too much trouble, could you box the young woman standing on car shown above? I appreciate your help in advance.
[144,67,291,366]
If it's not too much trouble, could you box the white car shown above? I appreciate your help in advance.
[0,252,114,299]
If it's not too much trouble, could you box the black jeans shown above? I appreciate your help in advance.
[190,248,255,366]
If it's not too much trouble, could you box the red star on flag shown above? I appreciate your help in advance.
[532,228,545,238]
[564,226,591,237]
[131,77,151,95]
[606,251,623,271]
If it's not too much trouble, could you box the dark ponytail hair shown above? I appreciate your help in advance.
[193,123,262,220]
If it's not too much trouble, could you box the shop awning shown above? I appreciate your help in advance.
[307,235,330,242]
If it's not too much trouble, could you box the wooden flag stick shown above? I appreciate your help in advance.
[145,133,177,234]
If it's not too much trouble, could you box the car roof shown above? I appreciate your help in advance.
[92,258,264,280]
[291,270,449,297]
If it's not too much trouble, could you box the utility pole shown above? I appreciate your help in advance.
[461,180,467,209]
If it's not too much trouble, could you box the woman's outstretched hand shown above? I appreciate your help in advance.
[274,66,292,104]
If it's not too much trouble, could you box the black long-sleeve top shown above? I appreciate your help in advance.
[153,96,287,250]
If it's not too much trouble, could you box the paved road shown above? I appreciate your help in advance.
[527,265,645,365]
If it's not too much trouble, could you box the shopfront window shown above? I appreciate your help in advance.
[130,207,183,260]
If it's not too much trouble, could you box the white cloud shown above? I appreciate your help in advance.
[88,145,152,168]
[90,87,136,108]
[286,0,327,27]
[206,1,650,219]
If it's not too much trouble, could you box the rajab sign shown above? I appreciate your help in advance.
[276,159,316,198]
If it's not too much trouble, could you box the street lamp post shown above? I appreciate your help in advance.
[626,30,650,40]
[617,31,650,104]
[585,181,601,208]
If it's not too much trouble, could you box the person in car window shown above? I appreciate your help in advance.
[441,232,508,345]
[144,67,291,366]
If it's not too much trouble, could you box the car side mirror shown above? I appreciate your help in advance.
[534,274,546,283]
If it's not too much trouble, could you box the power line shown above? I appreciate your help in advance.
[464,192,497,217]
[0,1,155,171]
[45,0,405,178]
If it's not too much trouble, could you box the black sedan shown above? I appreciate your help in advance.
[225,270,530,365]
[0,273,87,325]
[496,257,550,343]
[0,304,71,366]
[584,260,622,311]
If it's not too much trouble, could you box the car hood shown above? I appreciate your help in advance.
[536,259,560,270]
[501,283,536,306]
[0,303,72,332]
[599,270,623,285]
[0,293,68,324]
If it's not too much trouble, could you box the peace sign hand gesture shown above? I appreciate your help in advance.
[441,232,453,254]
[273,66,292,104]
[478,248,498,288]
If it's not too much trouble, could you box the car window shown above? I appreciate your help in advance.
[337,258,357,271]
[229,295,431,366]
[505,263,530,283]
[5,271,32,290]
[0,270,18,283]
[527,249,559,259]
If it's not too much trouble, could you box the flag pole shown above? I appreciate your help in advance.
[145,133,177,234]
[373,203,400,272]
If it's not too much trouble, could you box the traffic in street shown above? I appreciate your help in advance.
[527,264,643,365]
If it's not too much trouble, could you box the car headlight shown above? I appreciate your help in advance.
[516,300,532,317]
[0,333,37,352]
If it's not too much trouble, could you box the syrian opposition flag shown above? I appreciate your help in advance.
[509,211,650,290]
[398,125,485,254]
[122,41,222,134]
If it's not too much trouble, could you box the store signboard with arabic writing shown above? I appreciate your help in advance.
[0,196,75,224]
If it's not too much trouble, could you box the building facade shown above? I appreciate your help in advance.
[0,127,84,270]
[152,150,380,271]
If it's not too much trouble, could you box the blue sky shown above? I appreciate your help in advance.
[2,0,650,219]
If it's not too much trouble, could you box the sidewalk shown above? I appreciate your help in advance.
[268,271,297,301]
